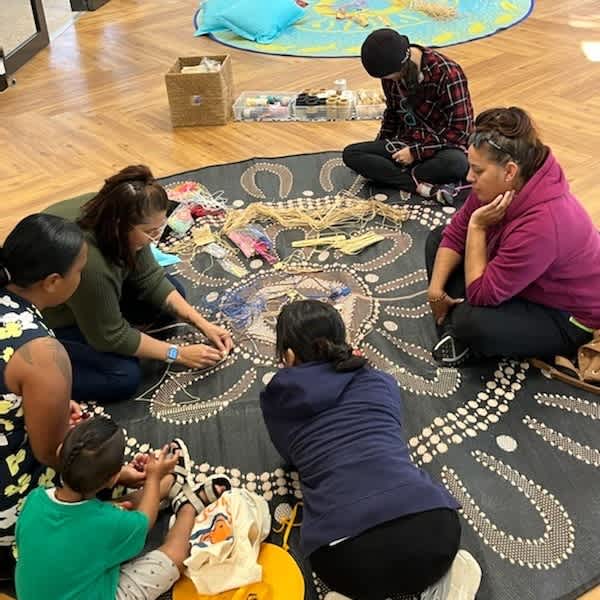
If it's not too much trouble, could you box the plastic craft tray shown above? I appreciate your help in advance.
[354,89,386,120]
[292,91,355,122]
[233,91,297,122]
[354,102,386,120]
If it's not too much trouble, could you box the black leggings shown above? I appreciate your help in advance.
[343,139,468,193]
[425,227,592,359]
[310,508,461,600]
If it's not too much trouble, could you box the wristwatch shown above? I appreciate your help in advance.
[165,345,179,364]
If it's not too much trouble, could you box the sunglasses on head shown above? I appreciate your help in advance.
[471,132,515,160]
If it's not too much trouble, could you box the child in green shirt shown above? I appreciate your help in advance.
[15,417,230,600]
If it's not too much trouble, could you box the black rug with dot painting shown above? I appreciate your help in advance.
[96,152,600,600]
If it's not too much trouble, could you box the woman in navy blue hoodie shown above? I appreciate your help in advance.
[260,300,481,599]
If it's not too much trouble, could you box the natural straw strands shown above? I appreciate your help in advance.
[221,192,409,235]
[409,0,457,20]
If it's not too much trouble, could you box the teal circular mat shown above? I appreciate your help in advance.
[206,0,534,58]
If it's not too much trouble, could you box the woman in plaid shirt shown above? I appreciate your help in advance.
[343,29,474,204]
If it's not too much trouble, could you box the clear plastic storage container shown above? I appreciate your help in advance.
[354,89,386,120]
[292,89,355,121]
[233,91,297,121]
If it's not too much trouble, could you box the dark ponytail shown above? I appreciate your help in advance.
[276,300,367,372]
[313,337,367,372]
[469,106,548,182]
[59,416,125,495]
[77,164,168,269]
[0,214,84,289]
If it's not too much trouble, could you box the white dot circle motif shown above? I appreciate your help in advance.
[318,250,330,262]
[262,371,276,385]
[364,273,379,283]
[206,291,219,303]
[302,190,314,197]
[250,259,263,270]
[496,435,518,452]
[232,199,245,208]
[274,503,292,524]
[374,193,388,202]
[383,320,398,332]
[442,206,456,214]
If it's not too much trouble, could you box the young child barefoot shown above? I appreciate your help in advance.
[14,417,230,600]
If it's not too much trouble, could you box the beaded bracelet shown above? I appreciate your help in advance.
[428,291,448,304]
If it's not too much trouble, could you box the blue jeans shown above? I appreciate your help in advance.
[55,274,186,403]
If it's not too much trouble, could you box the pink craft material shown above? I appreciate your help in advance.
[167,204,194,235]
[190,205,225,219]
[254,240,278,264]
[227,230,257,258]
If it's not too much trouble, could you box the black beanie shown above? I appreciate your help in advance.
[361,29,410,78]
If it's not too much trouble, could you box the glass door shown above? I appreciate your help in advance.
[0,0,49,78]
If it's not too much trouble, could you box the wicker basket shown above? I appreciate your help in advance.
[165,55,234,127]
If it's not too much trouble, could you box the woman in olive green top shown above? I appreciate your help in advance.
[44,165,233,403]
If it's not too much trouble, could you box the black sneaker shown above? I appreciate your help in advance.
[432,334,471,366]
[416,182,459,206]
[432,184,459,206]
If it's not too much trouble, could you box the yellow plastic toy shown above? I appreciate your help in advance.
[173,543,304,600]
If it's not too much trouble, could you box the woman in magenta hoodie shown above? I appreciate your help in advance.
[427,106,600,365]
[260,300,481,600]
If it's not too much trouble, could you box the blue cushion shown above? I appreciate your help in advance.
[218,0,304,44]
[193,0,230,36]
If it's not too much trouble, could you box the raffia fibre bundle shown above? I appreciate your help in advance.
[220,194,409,234]
[410,0,457,20]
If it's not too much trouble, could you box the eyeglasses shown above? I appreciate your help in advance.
[136,221,167,242]
[486,138,512,156]
[470,132,515,160]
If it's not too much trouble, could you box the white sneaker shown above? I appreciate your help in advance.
[421,550,482,600]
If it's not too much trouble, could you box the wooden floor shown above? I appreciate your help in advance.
[0,0,599,597]
[2,0,600,237]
